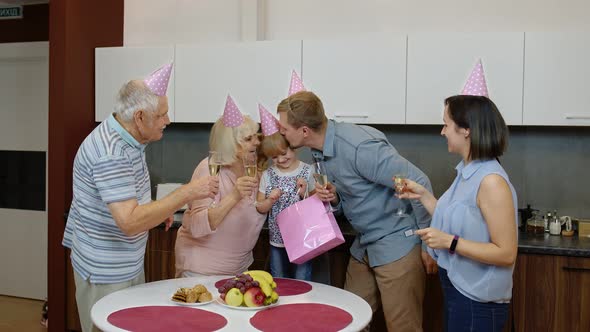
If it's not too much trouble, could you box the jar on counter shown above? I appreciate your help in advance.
[526,211,545,236]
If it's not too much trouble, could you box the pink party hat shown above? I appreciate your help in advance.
[144,63,173,96]
[258,103,279,136]
[222,95,245,127]
[288,70,305,96]
[461,59,489,97]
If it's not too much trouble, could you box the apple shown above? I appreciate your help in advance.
[243,287,265,307]
[225,287,243,306]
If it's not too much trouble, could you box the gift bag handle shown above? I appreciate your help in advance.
[299,178,309,200]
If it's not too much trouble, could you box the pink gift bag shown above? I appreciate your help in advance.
[277,194,345,264]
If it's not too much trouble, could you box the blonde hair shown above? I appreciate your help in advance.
[260,132,290,158]
[209,115,259,165]
[277,91,327,130]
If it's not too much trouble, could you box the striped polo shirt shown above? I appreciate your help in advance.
[62,114,151,284]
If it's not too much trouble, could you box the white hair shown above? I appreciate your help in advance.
[113,80,159,122]
[209,115,259,165]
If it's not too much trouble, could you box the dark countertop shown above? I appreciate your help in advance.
[161,216,590,258]
[517,231,590,257]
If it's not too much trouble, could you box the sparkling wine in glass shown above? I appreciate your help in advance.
[242,151,258,205]
[393,161,409,216]
[244,165,257,177]
[314,160,337,213]
[208,151,222,208]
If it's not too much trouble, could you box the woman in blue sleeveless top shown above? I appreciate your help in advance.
[400,95,518,332]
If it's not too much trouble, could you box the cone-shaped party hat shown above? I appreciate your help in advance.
[222,95,245,127]
[258,103,279,136]
[288,70,305,96]
[461,59,489,97]
[144,63,173,96]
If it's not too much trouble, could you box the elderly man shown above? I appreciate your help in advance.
[276,91,437,332]
[62,64,218,332]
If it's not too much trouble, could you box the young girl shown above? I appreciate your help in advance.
[256,131,315,280]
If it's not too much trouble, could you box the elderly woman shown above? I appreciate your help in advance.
[175,115,264,277]
[401,95,518,332]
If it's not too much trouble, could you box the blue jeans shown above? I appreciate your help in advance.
[269,245,312,281]
[439,267,509,332]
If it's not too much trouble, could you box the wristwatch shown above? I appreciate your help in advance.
[449,235,459,254]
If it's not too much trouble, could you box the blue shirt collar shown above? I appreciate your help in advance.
[456,159,484,180]
[107,113,145,150]
[311,119,335,160]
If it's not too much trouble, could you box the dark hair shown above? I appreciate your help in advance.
[444,95,508,160]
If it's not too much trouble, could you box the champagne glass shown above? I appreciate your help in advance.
[393,160,409,216]
[242,150,258,206]
[208,151,222,208]
[313,160,337,213]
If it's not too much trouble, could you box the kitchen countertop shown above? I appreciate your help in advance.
[517,230,590,257]
[161,215,590,258]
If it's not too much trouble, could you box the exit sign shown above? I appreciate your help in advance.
[0,6,22,20]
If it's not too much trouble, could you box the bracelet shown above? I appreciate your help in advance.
[449,235,459,254]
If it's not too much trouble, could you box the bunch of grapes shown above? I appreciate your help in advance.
[217,273,259,300]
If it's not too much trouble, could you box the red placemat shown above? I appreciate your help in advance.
[250,303,353,332]
[273,278,312,296]
[107,306,227,332]
[214,277,312,296]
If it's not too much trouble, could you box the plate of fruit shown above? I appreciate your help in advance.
[216,271,279,310]
[170,284,214,306]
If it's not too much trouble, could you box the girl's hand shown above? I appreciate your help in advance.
[395,178,427,200]
[415,227,454,250]
[268,188,282,203]
[234,176,258,199]
[296,178,308,198]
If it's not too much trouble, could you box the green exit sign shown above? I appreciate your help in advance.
[0,6,22,20]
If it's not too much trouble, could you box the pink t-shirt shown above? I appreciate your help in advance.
[174,158,266,277]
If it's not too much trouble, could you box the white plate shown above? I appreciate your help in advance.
[169,298,214,306]
[215,298,279,311]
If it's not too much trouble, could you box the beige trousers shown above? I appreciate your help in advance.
[74,270,145,332]
[345,245,425,332]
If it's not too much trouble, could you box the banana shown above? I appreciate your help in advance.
[264,297,272,305]
[270,290,279,303]
[250,275,273,297]
[244,270,274,285]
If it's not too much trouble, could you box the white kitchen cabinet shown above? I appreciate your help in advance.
[175,41,301,123]
[302,35,407,124]
[95,46,175,122]
[407,33,524,125]
[523,32,590,126]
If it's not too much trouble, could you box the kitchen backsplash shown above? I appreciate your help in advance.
[146,124,590,219]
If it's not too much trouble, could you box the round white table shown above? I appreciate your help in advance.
[91,275,372,331]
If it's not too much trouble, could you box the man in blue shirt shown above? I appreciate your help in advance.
[277,91,437,331]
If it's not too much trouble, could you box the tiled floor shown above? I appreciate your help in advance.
[0,295,46,332]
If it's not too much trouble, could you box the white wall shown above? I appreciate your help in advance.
[0,209,47,299]
[0,42,48,300]
[124,0,243,45]
[124,0,590,44]
[0,42,48,151]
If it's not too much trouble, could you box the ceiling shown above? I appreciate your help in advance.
[0,0,49,5]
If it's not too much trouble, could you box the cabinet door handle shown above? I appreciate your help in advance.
[564,114,590,120]
[562,266,590,272]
